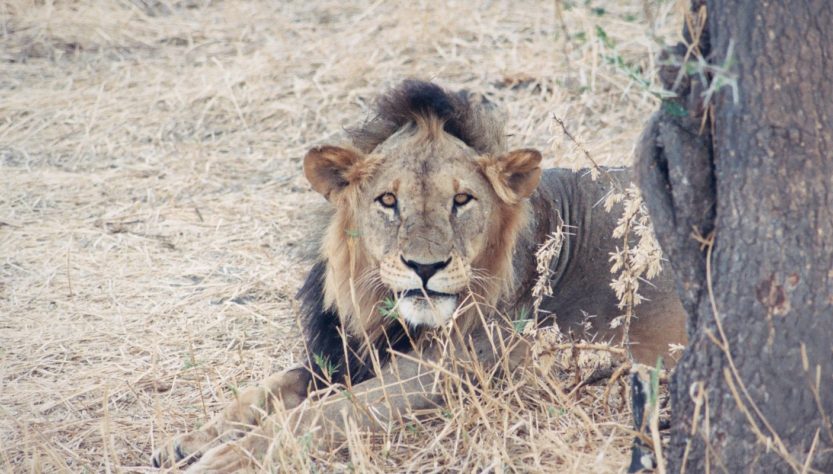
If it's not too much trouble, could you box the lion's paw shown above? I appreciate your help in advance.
[151,430,216,469]
[184,442,256,474]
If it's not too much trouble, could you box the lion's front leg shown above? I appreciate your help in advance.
[182,425,270,473]
[183,327,529,471]
[151,366,310,468]
[185,353,444,471]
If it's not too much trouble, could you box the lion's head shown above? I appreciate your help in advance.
[303,81,541,339]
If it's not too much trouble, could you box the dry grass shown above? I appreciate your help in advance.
[0,0,683,471]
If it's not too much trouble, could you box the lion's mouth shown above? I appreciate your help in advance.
[400,289,456,299]
[396,289,460,327]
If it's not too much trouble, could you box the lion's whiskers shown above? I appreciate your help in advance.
[355,268,383,292]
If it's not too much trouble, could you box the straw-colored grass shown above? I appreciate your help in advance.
[1,0,683,471]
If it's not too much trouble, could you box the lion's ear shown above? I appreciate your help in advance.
[304,145,364,200]
[481,149,542,204]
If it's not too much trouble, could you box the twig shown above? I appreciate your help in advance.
[601,362,631,417]
[550,343,627,355]
[552,114,625,193]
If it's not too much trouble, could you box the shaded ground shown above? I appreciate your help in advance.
[1,1,681,471]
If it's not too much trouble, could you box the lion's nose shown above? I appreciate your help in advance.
[401,256,451,286]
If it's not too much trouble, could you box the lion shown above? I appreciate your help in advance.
[151,80,687,471]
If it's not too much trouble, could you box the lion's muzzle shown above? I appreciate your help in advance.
[401,256,451,287]
[398,293,459,327]
[379,253,470,327]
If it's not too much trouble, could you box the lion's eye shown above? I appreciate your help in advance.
[453,193,474,206]
[377,193,397,208]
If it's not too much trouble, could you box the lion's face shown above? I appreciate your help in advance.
[358,132,500,326]
[304,124,541,329]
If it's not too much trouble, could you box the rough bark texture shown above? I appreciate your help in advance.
[635,1,833,472]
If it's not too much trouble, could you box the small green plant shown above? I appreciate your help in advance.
[662,100,688,117]
[547,405,567,417]
[181,356,198,370]
[379,297,399,320]
[594,25,615,49]
[512,306,532,333]
[649,356,663,410]
[299,431,313,454]
[313,353,339,380]
[682,39,740,106]
[594,25,675,100]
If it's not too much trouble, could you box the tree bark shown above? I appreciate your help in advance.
[635,1,833,472]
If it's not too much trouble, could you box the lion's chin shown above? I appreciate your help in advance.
[398,295,458,327]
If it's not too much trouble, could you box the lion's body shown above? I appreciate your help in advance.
[512,168,685,363]
[299,166,686,389]
[152,81,686,471]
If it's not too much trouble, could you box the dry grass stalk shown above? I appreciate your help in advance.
[1,0,683,471]
[606,184,664,349]
[531,226,565,326]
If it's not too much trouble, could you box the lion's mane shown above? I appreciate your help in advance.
[298,81,523,387]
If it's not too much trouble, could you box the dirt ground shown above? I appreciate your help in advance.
[1,1,683,472]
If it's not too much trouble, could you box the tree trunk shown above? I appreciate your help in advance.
[635,1,833,472]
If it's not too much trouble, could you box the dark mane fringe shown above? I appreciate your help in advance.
[348,79,507,156]
[297,261,423,388]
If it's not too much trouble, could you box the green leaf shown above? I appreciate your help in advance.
[182,356,198,370]
[684,61,700,76]
[513,306,531,333]
[662,100,688,117]
[313,353,339,380]
[547,405,566,417]
[379,297,399,320]
[594,25,615,48]
[649,356,663,409]
[299,431,313,455]
[513,319,531,333]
